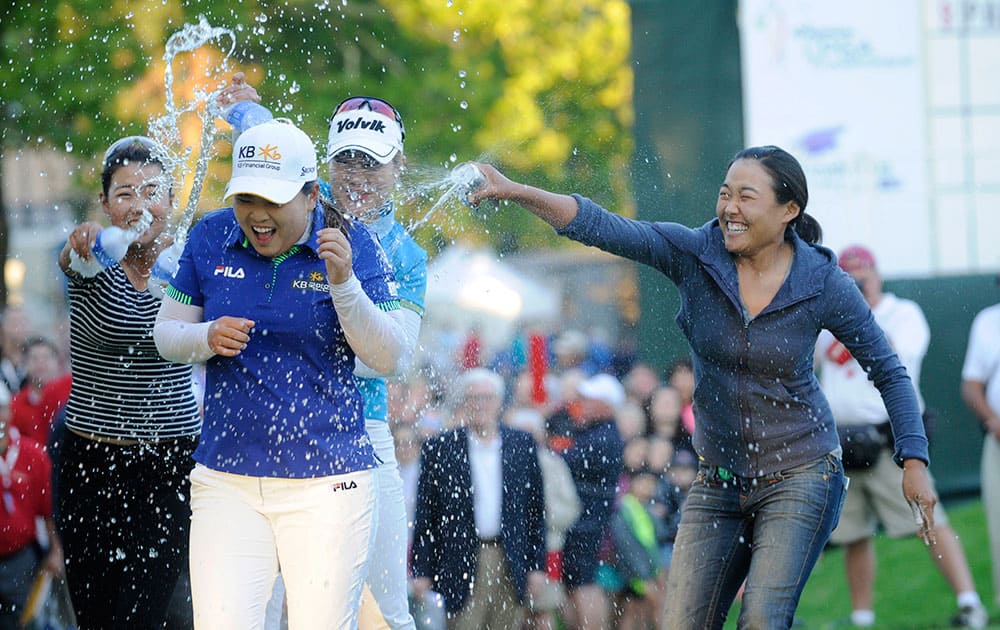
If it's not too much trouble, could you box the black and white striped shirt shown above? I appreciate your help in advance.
[65,265,201,440]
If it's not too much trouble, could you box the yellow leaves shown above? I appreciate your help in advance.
[55,3,84,42]
[111,0,184,51]
[111,48,135,71]
[390,0,633,181]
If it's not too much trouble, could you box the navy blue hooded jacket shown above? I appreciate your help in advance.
[560,195,928,478]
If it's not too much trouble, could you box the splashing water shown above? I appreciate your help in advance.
[163,16,235,114]
[147,17,237,248]
[402,163,486,235]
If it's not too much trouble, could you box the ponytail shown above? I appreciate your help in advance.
[790,212,822,245]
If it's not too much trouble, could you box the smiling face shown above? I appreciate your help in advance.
[459,380,503,434]
[232,185,318,258]
[716,158,800,257]
[328,150,402,223]
[100,162,173,247]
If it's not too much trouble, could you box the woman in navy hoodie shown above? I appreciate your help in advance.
[465,146,935,629]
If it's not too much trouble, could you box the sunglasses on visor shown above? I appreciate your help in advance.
[332,97,405,140]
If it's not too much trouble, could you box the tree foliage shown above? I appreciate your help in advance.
[1,0,633,289]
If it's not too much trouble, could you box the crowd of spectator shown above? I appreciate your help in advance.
[385,326,699,629]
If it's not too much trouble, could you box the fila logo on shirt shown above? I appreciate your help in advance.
[331,480,358,492]
[214,266,246,278]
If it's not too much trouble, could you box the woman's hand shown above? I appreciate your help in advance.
[69,221,105,259]
[208,316,254,357]
[411,577,432,601]
[217,71,261,108]
[464,162,515,207]
[317,227,353,285]
[901,458,937,545]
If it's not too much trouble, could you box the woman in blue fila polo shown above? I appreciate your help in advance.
[464,147,937,629]
[154,118,407,630]
[216,75,427,630]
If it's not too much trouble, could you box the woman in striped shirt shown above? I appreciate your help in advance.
[56,136,201,630]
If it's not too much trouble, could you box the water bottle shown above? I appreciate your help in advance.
[223,100,273,140]
[68,212,152,278]
[147,240,185,300]
[450,163,485,207]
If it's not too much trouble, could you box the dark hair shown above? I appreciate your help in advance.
[731,145,822,244]
[301,181,352,234]
[101,139,164,197]
[20,335,58,357]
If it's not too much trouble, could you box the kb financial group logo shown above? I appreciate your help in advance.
[237,143,283,172]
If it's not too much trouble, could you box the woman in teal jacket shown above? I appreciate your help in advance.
[465,146,935,629]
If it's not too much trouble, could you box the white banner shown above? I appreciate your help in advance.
[739,1,930,275]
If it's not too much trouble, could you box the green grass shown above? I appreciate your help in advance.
[723,500,999,629]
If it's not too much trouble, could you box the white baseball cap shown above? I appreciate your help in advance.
[578,373,626,409]
[326,104,404,165]
[224,119,318,205]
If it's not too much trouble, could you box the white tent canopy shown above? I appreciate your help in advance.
[422,245,561,351]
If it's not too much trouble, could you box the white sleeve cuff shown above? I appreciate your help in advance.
[329,275,405,375]
[154,296,214,363]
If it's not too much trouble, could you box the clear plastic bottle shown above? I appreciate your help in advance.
[451,163,485,207]
[147,240,185,300]
[68,211,153,278]
[223,100,273,141]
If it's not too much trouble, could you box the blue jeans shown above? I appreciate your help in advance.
[663,454,846,629]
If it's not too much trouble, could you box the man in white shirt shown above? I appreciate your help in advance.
[411,368,546,630]
[961,279,1000,609]
[818,245,986,628]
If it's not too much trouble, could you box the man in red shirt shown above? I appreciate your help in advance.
[0,385,63,627]
[10,337,71,448]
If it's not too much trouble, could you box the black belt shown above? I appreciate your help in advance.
[479,536,502,545]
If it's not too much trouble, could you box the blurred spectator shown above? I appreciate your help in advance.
[961,280,1000,611]
[560,373,625,630]
[666,358,696,438]
[545,369,588,454]
[648,441,685,565]
[615,400,647,443]
[622,362,660,408]
[610,329,640,380]
[411,368,546,629]
[9,337,72,447]
[460,326,483,370]
[394,422,423,549]
[645,436,675,483]
[0,386,63,628]
[609,469,668,630]
[819,245,986,628]
[586,327,614,375]
[668,449,698,496]
[647,385,693,455]
[505,409,581,630]
[392,421,443,630]
[506,369,558,422]
[0,306,31,393]
[621,436,649,481]
[553,330,589,374]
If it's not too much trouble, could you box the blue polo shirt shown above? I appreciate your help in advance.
[167,205,400,478]
[356,218,427,421]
